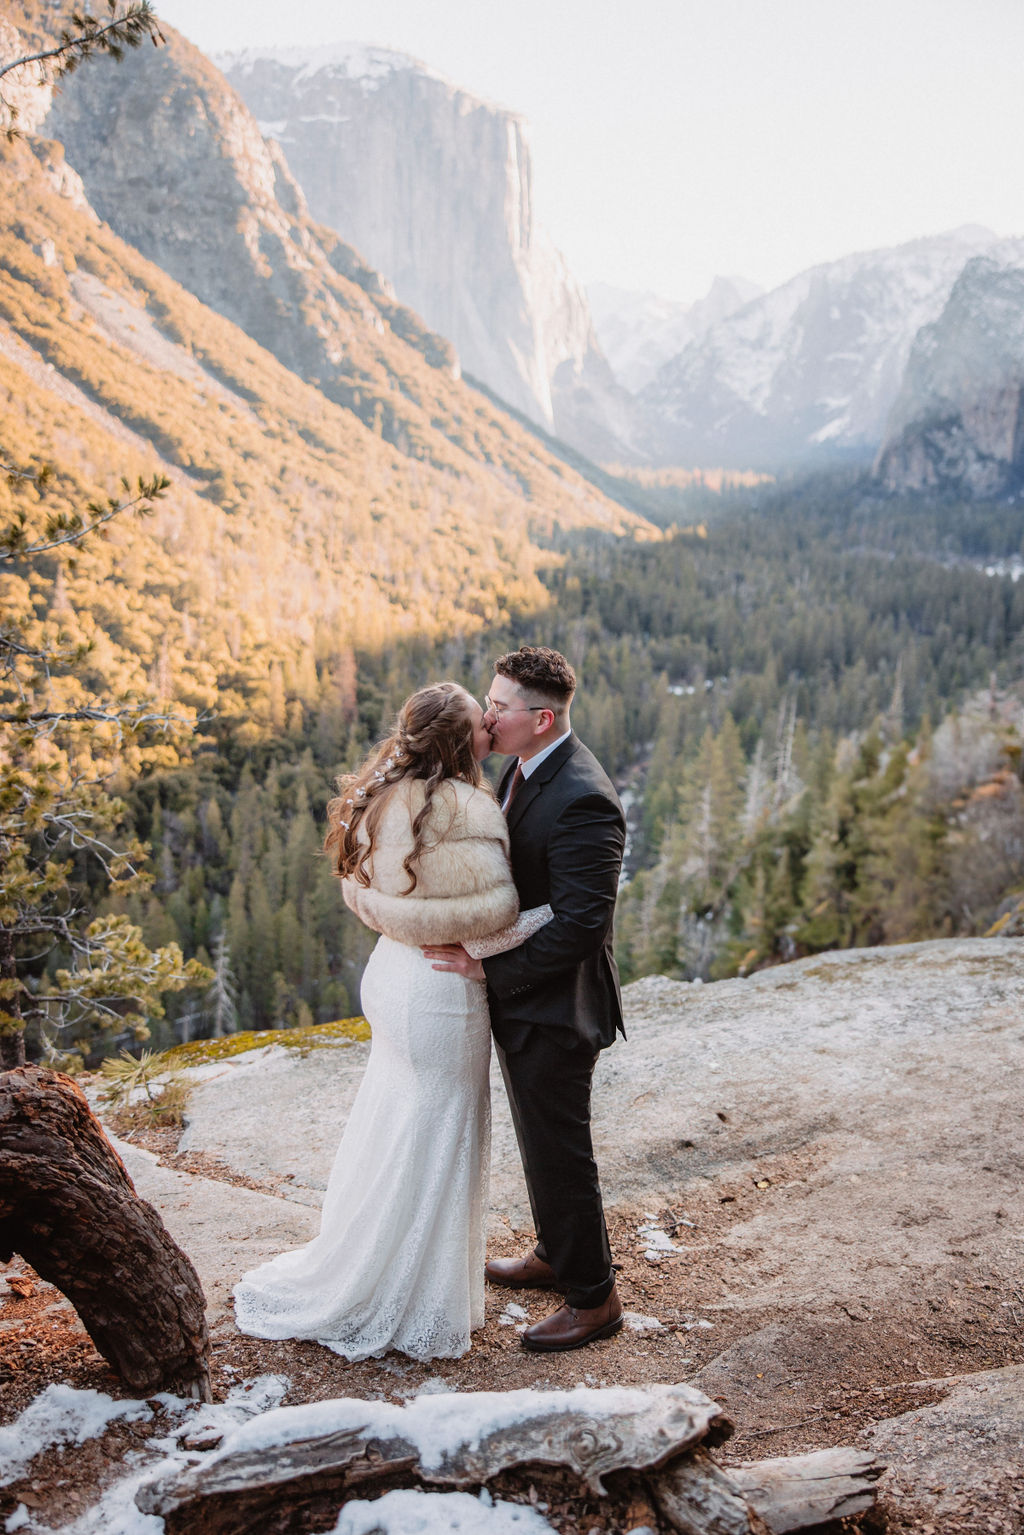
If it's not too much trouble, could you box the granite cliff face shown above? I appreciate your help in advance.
[875,248,1024,497]
[640,228,1002,469]
[218,46,640,461]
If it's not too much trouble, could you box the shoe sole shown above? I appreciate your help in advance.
[485,1272,566,1291]
[520,1315,624,1353]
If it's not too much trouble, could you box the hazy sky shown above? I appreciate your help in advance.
[156,0,1024,304]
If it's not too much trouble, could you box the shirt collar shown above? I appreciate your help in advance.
[519,728,572,780]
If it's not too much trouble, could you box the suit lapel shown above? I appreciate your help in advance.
[505,734,579,833]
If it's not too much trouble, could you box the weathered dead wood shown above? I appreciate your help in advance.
[650,1447,770,1535]
[0,1065,211,1399]
[136,1380,887,1535]
[729,1448,885,1532]
[137,1385,734,1534]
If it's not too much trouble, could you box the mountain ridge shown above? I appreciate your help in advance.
[0,6,655,764]
[639,226,1003,469]
[588,276,763,395]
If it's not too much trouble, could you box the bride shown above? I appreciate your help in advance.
[233,681,522,1361]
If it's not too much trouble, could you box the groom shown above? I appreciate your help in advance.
[427,646,626,1351]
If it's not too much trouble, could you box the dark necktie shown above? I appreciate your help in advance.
[503,761,525,814]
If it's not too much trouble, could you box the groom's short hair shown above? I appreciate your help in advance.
[494,646,576,711]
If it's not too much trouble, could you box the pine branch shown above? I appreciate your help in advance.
[1,460,54,486]
[0,473,170,562]
[0,705,196,729]
[0,3,164,86]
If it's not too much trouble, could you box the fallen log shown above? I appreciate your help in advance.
[136,1384,734,1534]
[728,1448,886,1532]
[650,1446,771,1535]
[0,1065,211,1400]
[137,1384,885,1535]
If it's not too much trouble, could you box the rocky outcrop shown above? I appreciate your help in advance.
[640,227,1002,468]
[171,936,1024,1312]
[91,936,1024,1531]
[218,46,641,459]
[875,249,1024,496]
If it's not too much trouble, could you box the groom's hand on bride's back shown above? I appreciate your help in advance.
[422,943,486,981]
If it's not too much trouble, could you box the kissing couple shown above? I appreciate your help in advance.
[234,645,626,1360]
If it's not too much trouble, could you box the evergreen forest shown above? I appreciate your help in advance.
[73,475,1024,1055]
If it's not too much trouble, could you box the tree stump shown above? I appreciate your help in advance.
[0,1065,211,1400]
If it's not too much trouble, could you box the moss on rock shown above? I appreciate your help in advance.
[166,1017,370,1066]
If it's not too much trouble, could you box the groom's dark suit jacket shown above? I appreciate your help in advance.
[483,733,626,1055]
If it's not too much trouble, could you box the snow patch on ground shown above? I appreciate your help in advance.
[622,1313,665,1335]
[0,1386,150,1487]
[333,1487,554,1534]
[1,1376,291,1533]
[637,1221,681,1261]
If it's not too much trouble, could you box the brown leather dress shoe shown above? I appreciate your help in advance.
[521,1285,623,1352]
[485,1251,565,1289]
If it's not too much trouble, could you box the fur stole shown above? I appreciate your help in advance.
[342,777,518,947]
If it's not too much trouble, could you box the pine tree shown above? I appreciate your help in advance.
[0,458,211,1066]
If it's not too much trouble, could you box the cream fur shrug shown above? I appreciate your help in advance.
[341,777,519,948]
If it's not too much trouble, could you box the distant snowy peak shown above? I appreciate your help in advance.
[640,227,1005,468]
[588,276,762,394]
[687,275,764,333]
[215,43,439,94]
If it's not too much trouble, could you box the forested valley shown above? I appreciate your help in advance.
[70,472,1024,1056]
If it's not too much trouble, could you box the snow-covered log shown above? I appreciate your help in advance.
[0,1065,211,1400]
[137,1384,733,1533]
[137,1382,888,1535]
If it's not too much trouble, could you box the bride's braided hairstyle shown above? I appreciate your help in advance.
[325,682,484,892]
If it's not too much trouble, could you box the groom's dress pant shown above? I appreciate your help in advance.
[497,1031,615,1310]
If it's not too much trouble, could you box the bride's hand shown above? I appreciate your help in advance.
[422,943,485,981]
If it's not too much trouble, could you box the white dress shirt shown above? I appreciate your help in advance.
[501,729,571,810]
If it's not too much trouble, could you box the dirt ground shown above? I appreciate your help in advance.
[3,1155,1022,1532]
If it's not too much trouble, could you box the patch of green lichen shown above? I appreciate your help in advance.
[166,1017,370,1067]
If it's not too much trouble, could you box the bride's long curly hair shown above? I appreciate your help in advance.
[325,682,484,892]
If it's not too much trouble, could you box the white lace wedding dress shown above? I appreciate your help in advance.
[233,935,492,1361]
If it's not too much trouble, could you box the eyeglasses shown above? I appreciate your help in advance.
[483,695,548,718]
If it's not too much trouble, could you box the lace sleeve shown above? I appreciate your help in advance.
[463,904,554,960]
